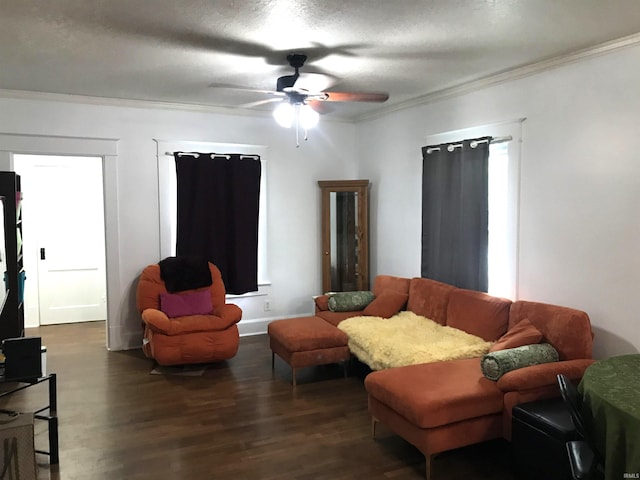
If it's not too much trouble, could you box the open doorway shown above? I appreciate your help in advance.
[14,154,107,326]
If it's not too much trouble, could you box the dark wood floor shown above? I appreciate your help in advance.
[1,322,516,480]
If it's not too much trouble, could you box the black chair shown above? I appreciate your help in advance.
[511,397,579,480]
[557,374,605,480]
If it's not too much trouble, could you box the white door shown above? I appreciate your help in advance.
[15,154,107,325]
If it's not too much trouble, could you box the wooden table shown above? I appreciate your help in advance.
[579,355,640,479]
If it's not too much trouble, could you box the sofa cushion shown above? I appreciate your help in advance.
[363,291,409,318]
[364,357,504,429]
[316,310,364,327]
[509,301,593,360]
[446,289,511,341]
[339,311,492,370]
[406,277,456,325]
[372,275,411,297]
[481,343,560,381]
[146,323,240,365]
[490,318,543,352]
[159,290,213,318]
[328,291,375,312]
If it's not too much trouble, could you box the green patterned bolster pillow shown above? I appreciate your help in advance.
[328,291,375,312]
[481,343,559,381]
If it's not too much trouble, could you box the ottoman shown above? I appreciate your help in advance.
[268,316,350,386]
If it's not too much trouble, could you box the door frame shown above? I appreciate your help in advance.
[0,133,120,349]
[15,154,108,326]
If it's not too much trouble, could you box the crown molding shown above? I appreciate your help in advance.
[356,32,640,123]
[2,32,639,126]
[0,88,354,124]
[0,88,274,117]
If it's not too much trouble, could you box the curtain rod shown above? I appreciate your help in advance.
[165,152,259,159]
[425,135,512,154]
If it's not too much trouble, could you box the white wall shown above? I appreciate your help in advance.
[0,97,357,349]
[2,41,639,359]
[357,43,640,359]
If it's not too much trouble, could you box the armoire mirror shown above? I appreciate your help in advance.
[318,180,369,293]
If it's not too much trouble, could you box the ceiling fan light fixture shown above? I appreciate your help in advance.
[299,104,319,129]
[273,102,294,128]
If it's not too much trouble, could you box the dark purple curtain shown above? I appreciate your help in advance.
[174,153,261,294]
[421,137,491,292]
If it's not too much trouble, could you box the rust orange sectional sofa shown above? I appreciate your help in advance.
[313,275,595,478]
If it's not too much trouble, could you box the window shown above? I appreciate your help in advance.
[487,141,512,298]
[155,140,270,287]
[424,120,523,299]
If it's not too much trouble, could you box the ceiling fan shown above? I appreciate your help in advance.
[273,53,389,106]
[221,53,389,146]
[231,53,389,113]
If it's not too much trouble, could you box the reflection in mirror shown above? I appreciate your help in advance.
[329,191,359,292]
[319,180,369,293]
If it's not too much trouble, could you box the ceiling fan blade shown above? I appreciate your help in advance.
[293,72,336,93]
[321,92,389,103]
[238,97,283,109]
[307,100,334,115]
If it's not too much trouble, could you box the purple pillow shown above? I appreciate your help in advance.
[159,290,213,318]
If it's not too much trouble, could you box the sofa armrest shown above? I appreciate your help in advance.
[213,303,242,326]
[142,307,240,335]
[141,308,172,334]
[314,295,330,312]
[496,358,595,392]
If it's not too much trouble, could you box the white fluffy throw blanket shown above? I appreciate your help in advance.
[337,311,492,370]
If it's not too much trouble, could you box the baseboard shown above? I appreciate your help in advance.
[238,314,306,337]
[108,325,144,351]
[111,313,308,350]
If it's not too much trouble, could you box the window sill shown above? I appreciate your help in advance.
[225,282,271,299]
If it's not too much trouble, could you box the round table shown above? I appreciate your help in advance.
[579,354,640,479]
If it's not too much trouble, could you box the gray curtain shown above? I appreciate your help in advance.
[421,137,491,291]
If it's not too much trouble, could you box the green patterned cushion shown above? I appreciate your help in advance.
[328,291,375,312]
[480,343,559,381]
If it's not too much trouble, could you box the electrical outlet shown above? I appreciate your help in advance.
[264,299,271,312]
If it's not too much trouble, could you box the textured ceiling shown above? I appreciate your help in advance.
[2,0,640,120]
